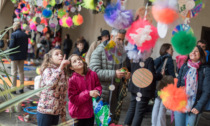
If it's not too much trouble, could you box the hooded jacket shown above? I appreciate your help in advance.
[68,69,102,119]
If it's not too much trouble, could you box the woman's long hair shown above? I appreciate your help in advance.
[67,54,88,77]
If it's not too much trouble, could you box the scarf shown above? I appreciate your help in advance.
[184,60,201,111]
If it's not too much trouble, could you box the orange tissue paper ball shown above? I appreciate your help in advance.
[152,6,179,24]
[158,79,187,112]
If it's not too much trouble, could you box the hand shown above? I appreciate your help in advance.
[125,72,131,80]
[61,117,66,123]
[89,90,100,98]
[161,69,165,76]
[116,69,125,79]
[191,108,199,114]
[59,55,70,70]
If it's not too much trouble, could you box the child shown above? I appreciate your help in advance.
[68,54,102,126]
[73,40,85,56]
[55,41,61,49]
[37,48,70,126]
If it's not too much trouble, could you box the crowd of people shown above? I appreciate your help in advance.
[2,14,210,126]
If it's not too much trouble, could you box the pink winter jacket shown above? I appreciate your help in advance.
[68,69,102,119]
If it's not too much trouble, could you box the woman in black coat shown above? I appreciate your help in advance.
[174,46,210,126]
[63,34,72,59]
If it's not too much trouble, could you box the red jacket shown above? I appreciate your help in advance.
[68,69,102,119]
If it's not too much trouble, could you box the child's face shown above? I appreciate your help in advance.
[77,43,84,51]
[70,56,84,71]
[51,50,63,65]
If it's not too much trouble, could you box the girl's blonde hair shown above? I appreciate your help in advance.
[40,48,62,74]
[67,54,88,77]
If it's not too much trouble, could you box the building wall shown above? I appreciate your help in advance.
[0,1,14,32]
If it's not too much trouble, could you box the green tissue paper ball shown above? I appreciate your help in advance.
[121,69,126,72]
[171,31,196,55]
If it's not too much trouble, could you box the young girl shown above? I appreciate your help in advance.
[37,48,70,126]
[68,54,102,126]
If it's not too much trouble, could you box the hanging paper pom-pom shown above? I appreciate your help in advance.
[171,31,196,55]
[82,0,96,10]
[125,43,142,62]
[15,9,21,14]
[152,6,179,24]
[43,0,48,8]
[50,0,56,7]
[59,17,73,28]
[158,79,187,112]
[58,9,66,19]
[42,8,52,18]
[15,9,21,18]
[126,18,159,52]
[11,0,17,4]
[72,14,84,26]
[104,1,133,29]
[29,38,34,44]
[30,23,37,30]
[21,24,28,30]
[22,7,29,14]
[43,27,48,33]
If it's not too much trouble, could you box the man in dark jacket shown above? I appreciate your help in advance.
[9,22,28,94]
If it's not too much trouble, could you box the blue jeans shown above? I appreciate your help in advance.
[36,112,59,126]
[174,111,198,126]
[151,97,166,126]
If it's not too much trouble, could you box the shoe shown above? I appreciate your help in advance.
[11,91,16,94]
[36,59,39,63]
[19,89,24,94]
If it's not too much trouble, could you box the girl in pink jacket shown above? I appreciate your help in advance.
[68,54,102,126]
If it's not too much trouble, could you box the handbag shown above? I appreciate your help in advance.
[156,58,174,91]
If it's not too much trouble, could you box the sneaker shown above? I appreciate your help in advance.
[36,59,39,63]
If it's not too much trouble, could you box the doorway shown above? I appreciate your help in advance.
[201,26,210,50]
